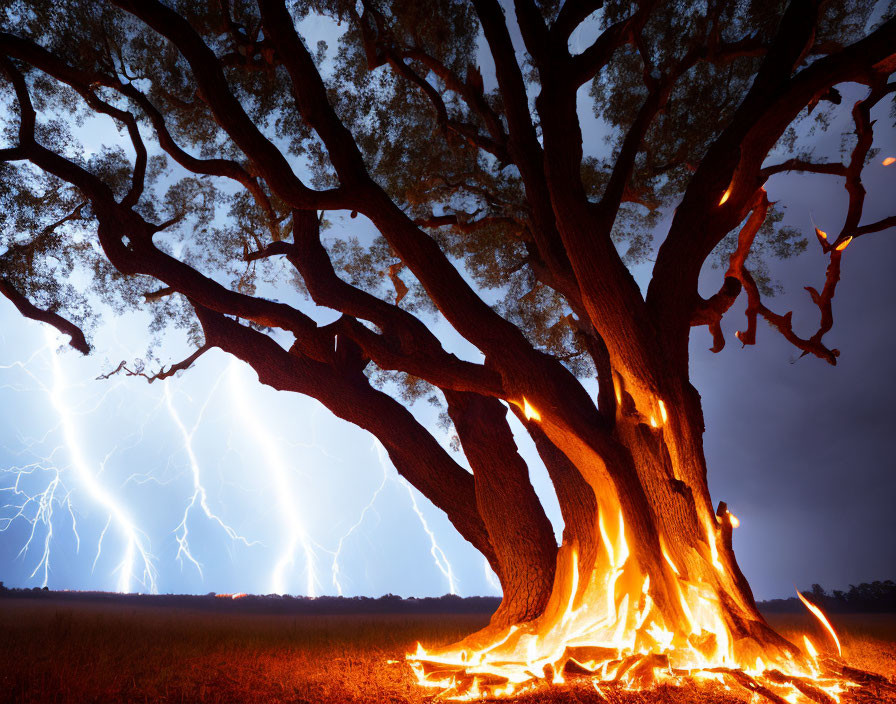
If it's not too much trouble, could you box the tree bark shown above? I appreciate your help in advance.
[445,391,557,626]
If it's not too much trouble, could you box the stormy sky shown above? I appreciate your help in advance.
[0,7,893,601]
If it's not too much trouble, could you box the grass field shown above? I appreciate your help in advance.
[1,597,893,703]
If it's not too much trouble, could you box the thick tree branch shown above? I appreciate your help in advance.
[853,215,896,239]
[191,301,499,570]
[249,211,506,397]
[445,390,557,624]
[760,158,847,179]
[470,0,583,307]
[258,0,587,380]
[569,8,650,88]
[552,0,604,43]
[0,70,326,357]
[0,278,90,354]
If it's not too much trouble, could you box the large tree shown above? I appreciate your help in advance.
[1,0,894,698]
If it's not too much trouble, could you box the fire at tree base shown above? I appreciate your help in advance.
[405,533,889,702]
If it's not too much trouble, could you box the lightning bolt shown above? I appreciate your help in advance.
[2,322,470,598]
[2,344,77,587]
[165,380,257,578]
[371,440,459,595]
[0,459,74,587]
[226,359,318,596]
[329,439,389,596]
[43,329,158,593]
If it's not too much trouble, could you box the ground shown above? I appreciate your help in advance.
[0,596,893,703]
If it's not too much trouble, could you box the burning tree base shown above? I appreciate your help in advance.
[406,534,894,702]
[409,644,896,702]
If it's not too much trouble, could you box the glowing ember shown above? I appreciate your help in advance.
[883,157,896,166]
[522,397,541,422]
[719,186,732,205]
[727,511,740,529]
[835,236,852,251]
[797,590,842,656]
[816,227,828,240]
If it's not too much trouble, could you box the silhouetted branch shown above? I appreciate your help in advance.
[760,158,847,178]
[569,7,651,87]
[552,0,604,42]
[0,278,90,354]
[853,214,896,239]
[415,213,523,235]
[97,344,210,383]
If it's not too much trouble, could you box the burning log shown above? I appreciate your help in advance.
[626,653,670,688]
[696,667,793,704]
[765,669,839,704]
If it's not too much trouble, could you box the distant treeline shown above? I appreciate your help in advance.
[3,580,894,614]
[760,581,896,613]
[0,583,501,615]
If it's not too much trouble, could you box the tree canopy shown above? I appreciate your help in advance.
[2,0,892,381]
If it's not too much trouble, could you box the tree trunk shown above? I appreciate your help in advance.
[412,363,802,695]
[445,390,557,627]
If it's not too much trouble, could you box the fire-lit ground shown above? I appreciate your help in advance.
[0,597,893,704]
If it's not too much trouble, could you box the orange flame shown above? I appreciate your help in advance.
[835,236,852,251]
[705,516,723,572]
[719,187,732,206]
[815,227,828,240]
[406,487,851,699]
[797,590,842,657]
[659,536,680,576]
[522,398,541,422]
[802,635,818,661]
[659,400,668,424]
[883,157,895,166]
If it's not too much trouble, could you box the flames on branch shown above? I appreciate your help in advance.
[407,414,856,702]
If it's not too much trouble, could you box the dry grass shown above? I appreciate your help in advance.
[1,598,894,703]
